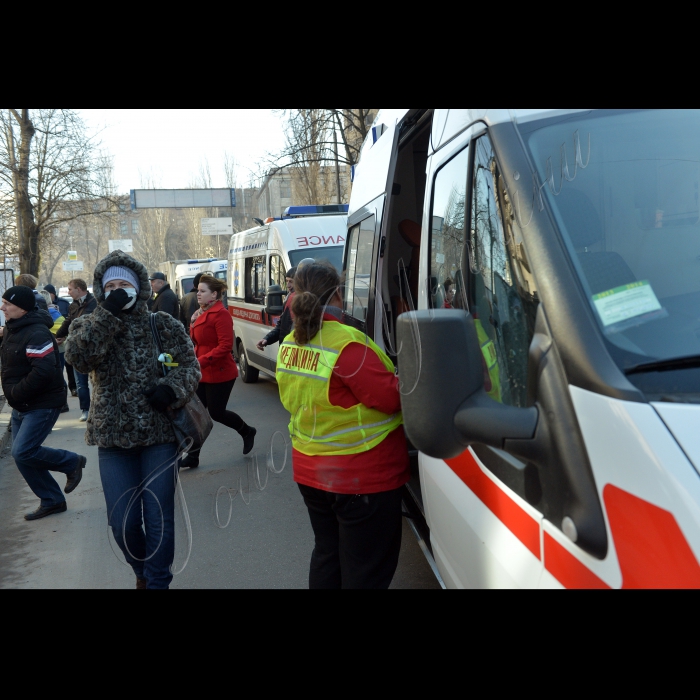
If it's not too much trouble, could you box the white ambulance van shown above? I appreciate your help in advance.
[227,205,347,383]
[159,258,217,298]
[344,108,700,588]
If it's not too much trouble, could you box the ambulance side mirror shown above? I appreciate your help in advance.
[396,310,538,459]
[265,284,284,315]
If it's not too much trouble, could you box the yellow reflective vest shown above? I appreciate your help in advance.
[276,321,403,456]
[474,317,501,402]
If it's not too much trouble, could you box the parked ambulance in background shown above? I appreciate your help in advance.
[227,205,347,382]
[159,258,218,298]
[344,108,700,588]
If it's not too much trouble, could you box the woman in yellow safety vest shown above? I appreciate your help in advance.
[276,261,410,589]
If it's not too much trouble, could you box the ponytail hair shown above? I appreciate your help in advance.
[291,260,341,345]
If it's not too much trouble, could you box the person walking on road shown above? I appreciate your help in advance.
[183,274,255,469]
[179,273,202,333]
[14,273,48,311]
[39,290,69,414]
[256,266,296,352]
[56,279,96,421]
[148,272,180,318]
[44,284,77,397]
[65,251,200,590]
[276,261,410,589]
[0,286,86,521]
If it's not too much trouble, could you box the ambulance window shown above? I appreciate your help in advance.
[269,254,286,288]
[344,215,376,322]
[245,255,267,304]
[429,147,469,311]
[469,135,537,409]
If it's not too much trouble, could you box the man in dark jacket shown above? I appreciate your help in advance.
[56,278,97,421]
[0,286,86,520]
[149,272,180,319]
[256,266,296,351]
[179,273,202,333]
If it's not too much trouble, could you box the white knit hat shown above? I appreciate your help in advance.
[102,266,140,293]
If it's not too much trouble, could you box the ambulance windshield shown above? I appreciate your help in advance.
[289,246,343,272]
[521,109,700,400]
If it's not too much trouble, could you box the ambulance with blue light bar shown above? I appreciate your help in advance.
[227,205,347,382]
[159,258,219,299]
[344,108,700,588]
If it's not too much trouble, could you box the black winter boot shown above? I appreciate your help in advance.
[240,424,257,455]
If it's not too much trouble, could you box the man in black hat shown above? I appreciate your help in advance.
[0,286,86,520]
[148,271,179,319]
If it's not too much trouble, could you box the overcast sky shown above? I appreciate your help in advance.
[78,109,287,194]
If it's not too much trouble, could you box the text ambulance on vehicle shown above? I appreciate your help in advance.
[343,108,700,588]
[227,205,347,383]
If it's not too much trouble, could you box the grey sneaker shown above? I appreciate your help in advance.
[79,410,88,422]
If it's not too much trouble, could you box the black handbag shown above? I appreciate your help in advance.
[149,313,213,455]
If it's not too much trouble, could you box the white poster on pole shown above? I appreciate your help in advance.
[67,250,78,261]
[201,218,233,236]
[62,261,84,271]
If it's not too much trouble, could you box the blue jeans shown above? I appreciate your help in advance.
[98,442,178,589]
[11,408,81,507]
[75,370,90,411]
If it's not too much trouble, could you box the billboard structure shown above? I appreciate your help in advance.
[130,189,237,210]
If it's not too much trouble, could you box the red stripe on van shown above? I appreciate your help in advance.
[543,532,610,589]
[604,484,700,589]
[445,449,541,560]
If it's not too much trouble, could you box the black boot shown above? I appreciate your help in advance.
[240,424,257,455]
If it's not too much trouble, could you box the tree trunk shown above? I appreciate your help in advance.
[11,110,38,275]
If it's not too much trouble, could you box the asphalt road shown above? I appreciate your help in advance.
[0,371,441,589]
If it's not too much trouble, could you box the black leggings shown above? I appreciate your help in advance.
[196,380,244,434]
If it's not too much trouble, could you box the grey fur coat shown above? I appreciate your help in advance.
[65,250,201,449]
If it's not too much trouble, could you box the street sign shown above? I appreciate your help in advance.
[109,239,133,253]
[62,261,84,271]
[130,189,237,210]
[201,218,233,236]
[67,250,78,261]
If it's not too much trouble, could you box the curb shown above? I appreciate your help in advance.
[0,398,11,457]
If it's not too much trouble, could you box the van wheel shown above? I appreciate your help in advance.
[239,345,259,383]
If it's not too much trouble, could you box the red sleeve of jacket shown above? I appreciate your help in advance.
[196,307,233,367]
[328,339,401,414]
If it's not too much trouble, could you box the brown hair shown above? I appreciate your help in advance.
[15,273,38,289]
[199,274,227,300]
[291,260,341,345]
[69,278,88,292]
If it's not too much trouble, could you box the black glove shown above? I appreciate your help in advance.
[143,384,177,412]
[102,288,131,315]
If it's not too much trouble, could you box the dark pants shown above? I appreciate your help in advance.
[187,380,247,468]
[297,483,403,589]
[11,408,81,507]
[75,369,90,411]
[64,360,76,392]
[98,442,178,589]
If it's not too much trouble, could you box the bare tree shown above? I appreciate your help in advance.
[0,109,113,275]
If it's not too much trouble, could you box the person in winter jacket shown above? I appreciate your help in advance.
[148,272,180,319]
[183,274,255,469]
[0,286,86,521]
[276,261,410,589]
[65,251,200,589]
[39,289,69,414]
[44,284,70,317]
[56,279,97,420]
[256,266,296,352]
[14,273,48,311]
[179,273,202,333]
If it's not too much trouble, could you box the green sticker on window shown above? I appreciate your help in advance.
[592,280,662,328]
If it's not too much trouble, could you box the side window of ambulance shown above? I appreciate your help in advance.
[245,255,266,304]
[429,147,469,311]
[343,215,376,322]
[469,135,537,408]
[269,254,286,288]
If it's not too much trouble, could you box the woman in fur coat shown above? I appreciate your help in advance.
[65,250,201,590]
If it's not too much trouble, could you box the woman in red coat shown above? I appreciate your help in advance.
[185,274,256,468]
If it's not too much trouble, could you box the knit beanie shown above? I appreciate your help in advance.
[44,284,57,296]
[3,285,36,312]
[102,266,140,293]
